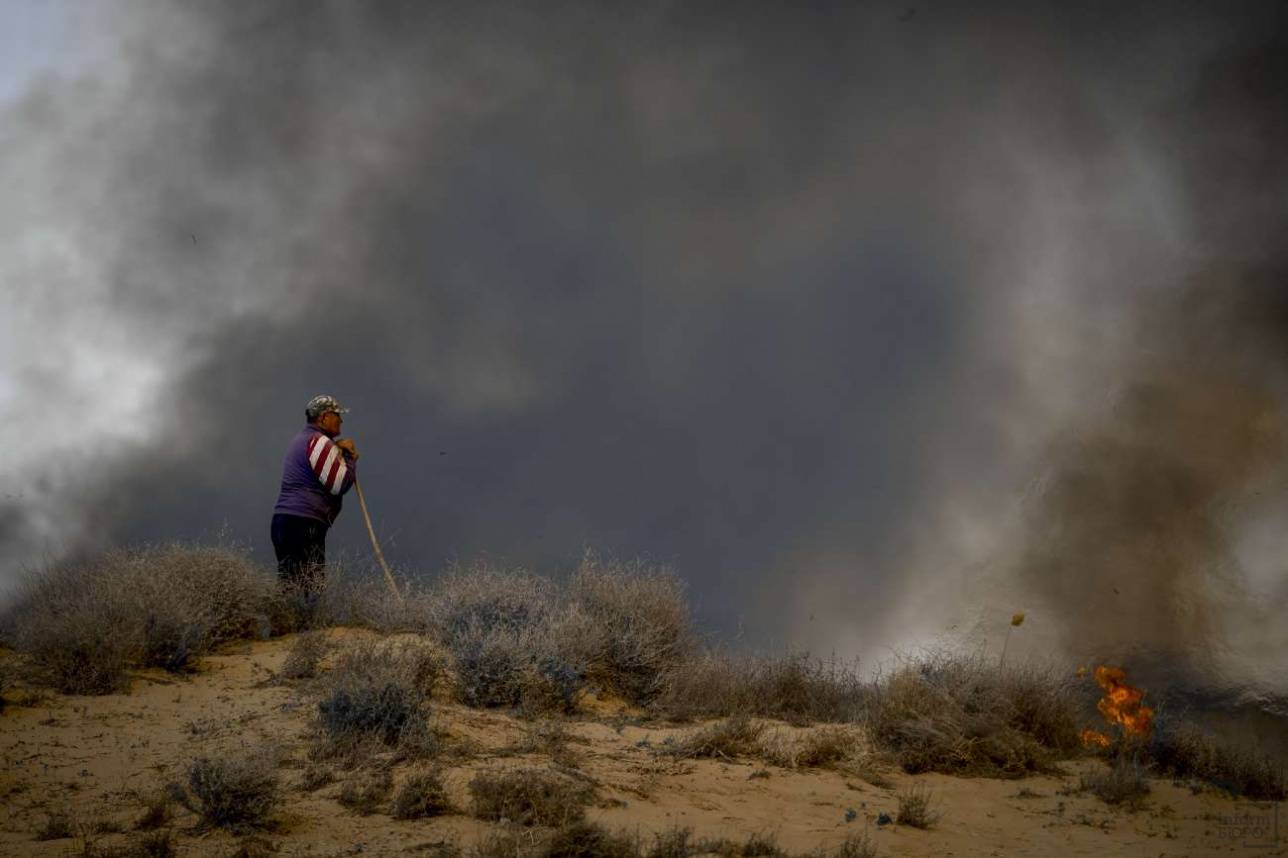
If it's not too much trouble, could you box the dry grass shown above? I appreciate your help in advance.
[421,564,588,712]
[568,552,693,705]
[468,766,595,827]
[651,651,865,724]
[895,782,941,828]
[278,631,330,680]
[759,726,860,769]
[1080,756,1151,808]
[811,833,877,858]
[338,768,393,815]
[661,715,766,760]
[391,770,452,819]
[175,752,280,832]
[310,637,440,764]
[133,792,173,830]
[1147,722,1285,800]
[5,544,271,693]
[35,809,74,840]
[865,653,1081,776]
[545,822,642,857]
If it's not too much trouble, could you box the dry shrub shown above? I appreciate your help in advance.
[177,753,279,831]
[130,830,177,858]
[297,763,334,792]
[641,828,787,858]
[133,792,173,830]
[1080,756,1151,808]
[313,573,422,633]
[71,830,179,858]
[7,544,271,693]
[541,822,640,857]
[1147,722,1285,800]
[866,653,1079,776]
[645,828,693,858]
[895,783,941,828]
[662,715,765,760]
[568,553,692,705]
[514,719,582,768]
[279,631,330,680]
[312,637,440,763]
[474,831,523,858]
[811,833,877,858]
[423,565,586,713]
[338,768,393,815]
[225,835,281,858]
[760,726,859,769]
[391,770,452,819]
[35,809,74,840]
[652,651,865,724]
[468,766,595,827]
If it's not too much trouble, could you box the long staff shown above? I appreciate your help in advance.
[352,476,403,602]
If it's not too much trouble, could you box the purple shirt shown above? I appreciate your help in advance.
[273,425,357,525]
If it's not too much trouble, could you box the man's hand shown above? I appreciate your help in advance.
[336,438,359,461]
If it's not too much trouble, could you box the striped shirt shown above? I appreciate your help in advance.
[273,425,357,525]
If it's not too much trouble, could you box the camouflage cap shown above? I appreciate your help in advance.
[305,394,350,421]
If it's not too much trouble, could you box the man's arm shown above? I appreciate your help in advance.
[306,434,356,496]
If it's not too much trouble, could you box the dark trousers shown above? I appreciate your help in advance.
[271,513,329,594]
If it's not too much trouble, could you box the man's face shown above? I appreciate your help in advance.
[317,410,343,437]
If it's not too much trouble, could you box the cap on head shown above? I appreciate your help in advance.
[305,394,350,422]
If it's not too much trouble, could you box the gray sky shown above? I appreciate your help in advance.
[3,1,1287,696]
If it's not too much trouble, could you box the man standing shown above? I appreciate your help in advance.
[271,395,359,597]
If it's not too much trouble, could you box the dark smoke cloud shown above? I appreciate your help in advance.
[4,2,1287,694]
[1014,24,1288,692]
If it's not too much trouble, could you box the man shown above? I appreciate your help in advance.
[271,394,359,596]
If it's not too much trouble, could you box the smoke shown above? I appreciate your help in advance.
[1012,27,1288,693]
[3,2,1287,695]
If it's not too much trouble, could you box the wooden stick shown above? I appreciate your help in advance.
[353,477,403,602]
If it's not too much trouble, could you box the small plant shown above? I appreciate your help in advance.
[311,637,440,764]
[1080,756,1151,808]
[297,763,334,792]
[474,831,522,858]
[662,714,765,760]
[130,830,178,857]
[391,770,452,819]
[568,552,693,704]
[651,650,865,724]
[177,753,279,831]
[468,766,595,827]
[134,792,173,830]
[760,726,857,769]
[646,827,693,858]
[825,833,878,858]
[35,809,74,840]
[279,631,330,680]
[338,768,393,815]
[738,832,786,857]
[545,821,641,858]
[896,783,941,828]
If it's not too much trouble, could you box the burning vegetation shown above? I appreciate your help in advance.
[1080,665,1155,748]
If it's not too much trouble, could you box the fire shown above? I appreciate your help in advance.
[1080,729,1111,748]
[1079,664,1154,747]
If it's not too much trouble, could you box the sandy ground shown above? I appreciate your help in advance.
[0,631,1282,857]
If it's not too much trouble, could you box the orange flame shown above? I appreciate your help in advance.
[1080,729,1111,748]
[1081,665,1154,746]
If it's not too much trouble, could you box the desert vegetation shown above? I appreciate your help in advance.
[2,541,1284,855]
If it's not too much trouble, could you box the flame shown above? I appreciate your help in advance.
[1081,665,1154,746]
[1080,729,1112,748]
